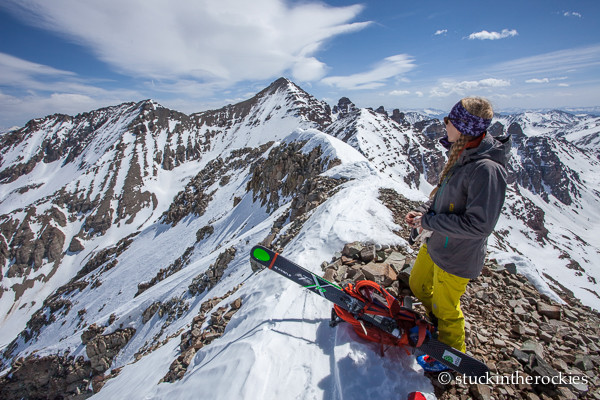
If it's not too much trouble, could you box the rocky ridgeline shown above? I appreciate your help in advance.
[2,232,139,361]
[245,139,345,250]
[321,239,600,399]
[161,287,243,383]
[263,175,345,250]
[162,143,272,225]
[0,325,135,399]
[246,140,336,214]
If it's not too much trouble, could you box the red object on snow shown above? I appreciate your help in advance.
[407,392,427,400]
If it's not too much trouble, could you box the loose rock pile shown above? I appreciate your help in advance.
[0,352,91,399]
[321,242,410,299]
[320,241,600,400]
[0,324,135,399]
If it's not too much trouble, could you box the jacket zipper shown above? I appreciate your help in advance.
[434,169,456,249]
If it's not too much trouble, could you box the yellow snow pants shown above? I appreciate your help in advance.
[409,243,470,353]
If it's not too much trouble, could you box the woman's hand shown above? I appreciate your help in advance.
[405,211,423,228]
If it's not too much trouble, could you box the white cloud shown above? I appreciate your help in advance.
[389,90,410,96]
[525,77,571,84]
[526,78,550,84]
[563,11,582,18]
[0,52,145,128]
[415,91,424,97]
[430,78,510,97]
[321,54,416,90]
[434,29,447,36]
[468,29,518,40]
[291,57,328,82]
[0,86,140,130]
[1,0,370,84]
[558,83,570,87]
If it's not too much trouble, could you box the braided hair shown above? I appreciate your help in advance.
[430,97,493,199]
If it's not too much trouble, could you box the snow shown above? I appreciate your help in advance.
[86,161,434,400]
[1,83,599,399]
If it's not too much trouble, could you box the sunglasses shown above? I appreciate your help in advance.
[443,116,457,125]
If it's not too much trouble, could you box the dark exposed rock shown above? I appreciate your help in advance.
[246,141,330,214]
[84,327,136,373]
[196,225,214,242]
[375,106,388,117]
[390,109,411,129]
[332,97,358,116]
[163,143,272,225]
[161,286,243,383]
[510,128,582,205]
[0,353,93,399]
[188,247,237,296]
[116,151,157,224]
[68,237,84,253]
[142,302,161,324]
[0,325,134,399]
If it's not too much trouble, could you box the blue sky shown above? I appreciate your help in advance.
[1,0,599,129]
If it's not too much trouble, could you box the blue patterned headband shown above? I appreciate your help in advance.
[447,101,492,137]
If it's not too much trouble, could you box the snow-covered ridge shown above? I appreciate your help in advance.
[0,78,598,399]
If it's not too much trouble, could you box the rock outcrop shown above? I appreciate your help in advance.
[188,247,237,296]
[161,287,243,383]
[0,324,135,399]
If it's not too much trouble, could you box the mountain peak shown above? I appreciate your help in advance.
[255,77,305,99]
[193,77,331,130]
[267,76,293,90]
[332,97,357,116]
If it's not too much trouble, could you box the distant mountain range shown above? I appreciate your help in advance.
[0,77,598,399]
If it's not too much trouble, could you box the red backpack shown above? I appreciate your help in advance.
[332,280,434,355]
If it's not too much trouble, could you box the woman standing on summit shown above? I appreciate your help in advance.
[405,97,511,372]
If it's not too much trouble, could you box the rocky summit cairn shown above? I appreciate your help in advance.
[321,241,600,400]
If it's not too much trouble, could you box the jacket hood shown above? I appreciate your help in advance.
[460,133,512,167]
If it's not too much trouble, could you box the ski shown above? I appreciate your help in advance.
[250,245,489,377]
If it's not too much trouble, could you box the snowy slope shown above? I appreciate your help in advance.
[0,78,599,400]
[7,130,435,399]
[0,79,330,346]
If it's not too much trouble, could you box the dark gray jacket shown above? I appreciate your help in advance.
[421,133,511,279]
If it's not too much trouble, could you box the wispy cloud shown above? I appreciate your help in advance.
[0,52,74,89]
[1,0,370,84]
[525,78,550,84]
[430,78,510,97]
[0,52,141,128]
[434,29,447,36]
[490,45,600,77]
[563,11,582,18]
[322,54,416,90]
[468,29,518,40]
